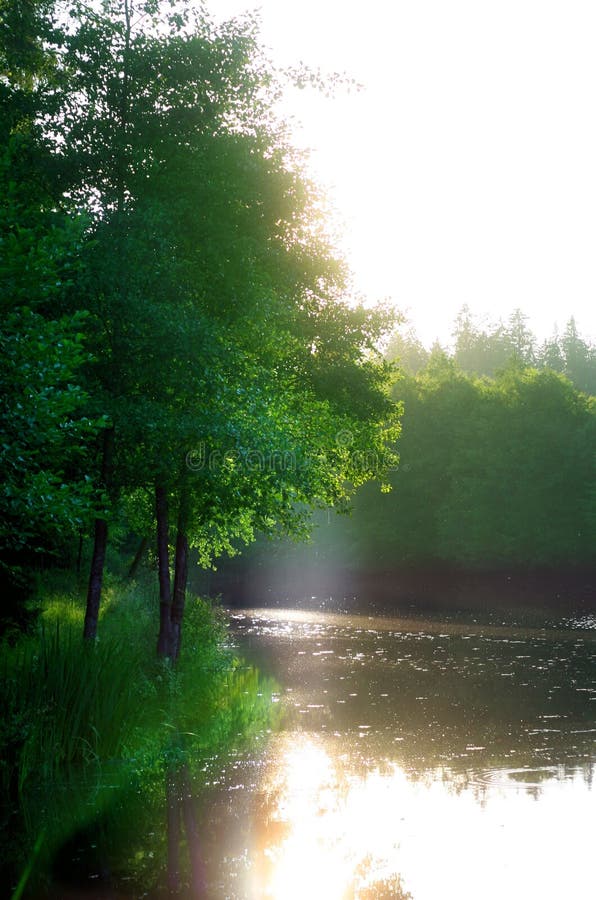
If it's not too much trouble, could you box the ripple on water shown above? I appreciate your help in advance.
[469,765,571,790]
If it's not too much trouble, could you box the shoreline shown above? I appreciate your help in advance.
[197,564,596,614]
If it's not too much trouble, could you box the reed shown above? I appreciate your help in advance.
[1,580,278,894]
[0,581,275,793]
[2,618,146,792]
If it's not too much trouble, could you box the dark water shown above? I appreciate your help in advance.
[196,606,596,899]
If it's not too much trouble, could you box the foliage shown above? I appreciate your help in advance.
[252,312,596,572]
[0,310,100,563]
[0,0,105,611]
[1,0,399,631]
[389,306,596,395]
[49,0,400,576]
[449,305,596,392]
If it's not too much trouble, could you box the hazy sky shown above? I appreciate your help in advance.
[213,0,596,347]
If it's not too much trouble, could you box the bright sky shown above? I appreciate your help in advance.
[212,0,596,347]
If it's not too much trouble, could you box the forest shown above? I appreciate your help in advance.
[226,308,596,604]
[352,309,595,569]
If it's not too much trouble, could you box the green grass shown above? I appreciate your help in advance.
[1,580,148,791]
[13,622,144,784]
[2,577,277,787]
[0,576,278,894]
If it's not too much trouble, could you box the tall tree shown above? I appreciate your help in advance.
[386,323,429,375]
[0,0,102,621]
[561,317,596,395]
[503,308,535,366]
[539,329,565,374]
[21,0,400,646]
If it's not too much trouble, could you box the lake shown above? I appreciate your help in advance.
[195,605,596,900]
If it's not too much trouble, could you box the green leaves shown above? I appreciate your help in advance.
[318,358,595,570]
[0,309,102,563]
[50,0,400,565]
[1,0,400,613]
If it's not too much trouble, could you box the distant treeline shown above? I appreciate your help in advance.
[389,306,596,394]
[237,308,596,573]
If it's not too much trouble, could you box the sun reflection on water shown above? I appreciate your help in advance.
[227,609,596,899]
[250,735,412,899]
[247,734,595,900]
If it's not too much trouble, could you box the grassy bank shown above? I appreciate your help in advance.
[0,576,278,895]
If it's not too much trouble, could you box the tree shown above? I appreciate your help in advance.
[0,309,99,605]
[385,323,429,375]
[452,305,489,374]
[503,308,535,366]
[288,349,596,573]
[539,329,565,374]
[18,0,400,649]
[0,0,103,624]
[452,306,538,377]
[560,317,596,395]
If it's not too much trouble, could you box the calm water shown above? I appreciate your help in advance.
[197,606,596,900]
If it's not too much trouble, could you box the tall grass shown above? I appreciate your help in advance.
[1,581,150,793]
[9,623,145,786]
[1,576,278,893]
[1,579,276,792]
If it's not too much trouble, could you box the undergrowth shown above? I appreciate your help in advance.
[0,576,278,894]
[1,578,275,791]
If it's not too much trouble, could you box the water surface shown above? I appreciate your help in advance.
[199,606,596,899]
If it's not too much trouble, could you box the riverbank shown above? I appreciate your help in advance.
[0,577,277,897]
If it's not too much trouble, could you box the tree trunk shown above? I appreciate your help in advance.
[83,519,108,640]
[171,490,190,661]
[171,531,188,661]
[155,483,173,657]
[126,535,148,581]
[83,427,114,640]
